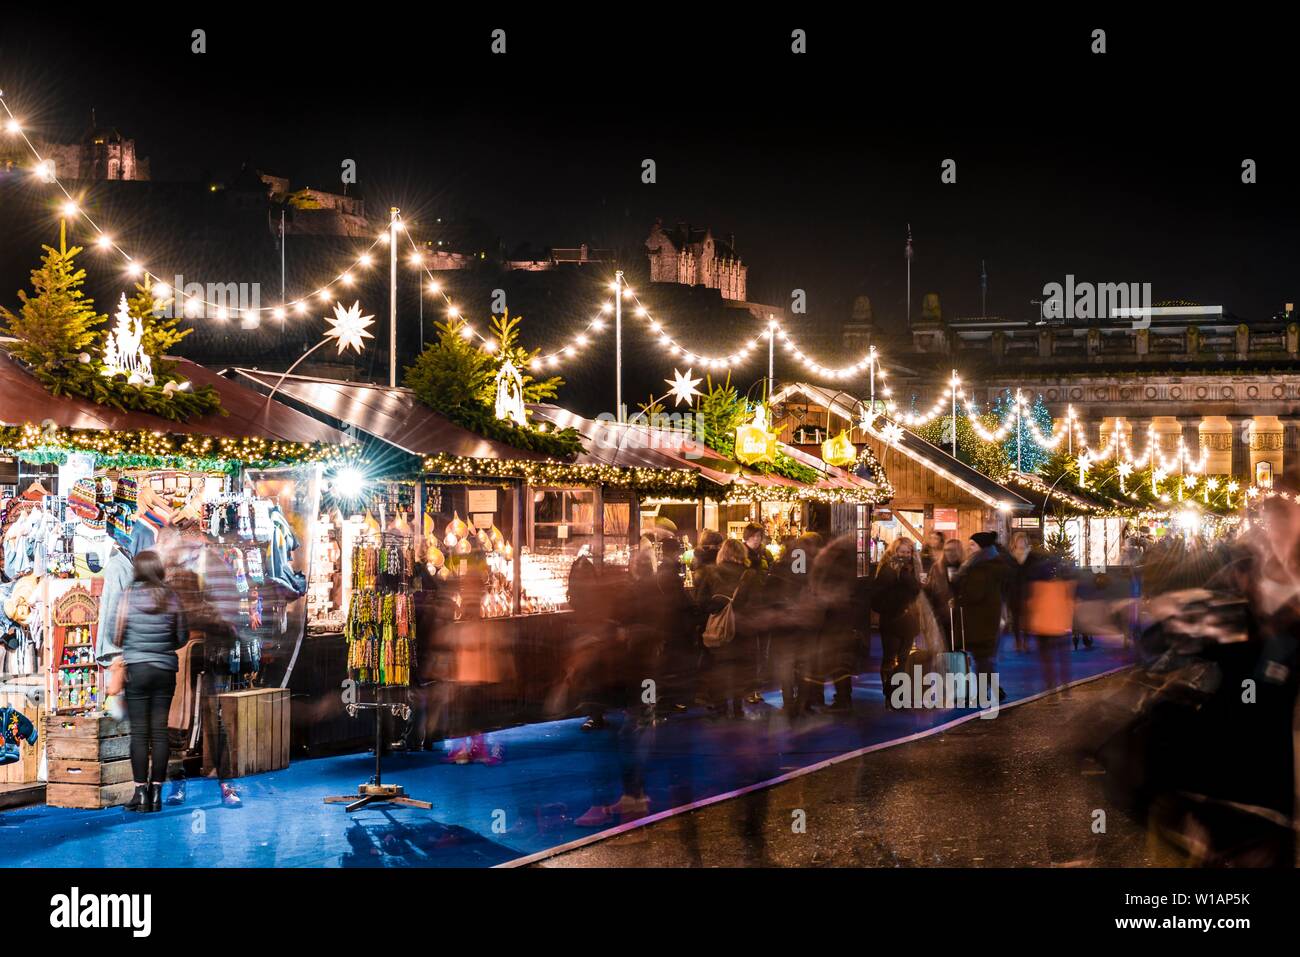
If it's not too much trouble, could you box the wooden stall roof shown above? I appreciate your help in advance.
[0,347,348,446]
[232,370,553,462]
[530,404,879,497]
[770,381,1030,511]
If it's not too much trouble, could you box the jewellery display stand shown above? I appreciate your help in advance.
[323,687,431,812]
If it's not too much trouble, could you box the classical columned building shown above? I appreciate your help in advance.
[967,372,1295,485]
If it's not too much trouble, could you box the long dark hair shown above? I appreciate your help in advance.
[131,549,172,613]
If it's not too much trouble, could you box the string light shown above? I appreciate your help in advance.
[0,90,393,325]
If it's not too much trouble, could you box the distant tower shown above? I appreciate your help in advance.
[905,224,913,322]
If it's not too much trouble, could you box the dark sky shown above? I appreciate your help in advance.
[1,11,1297,332]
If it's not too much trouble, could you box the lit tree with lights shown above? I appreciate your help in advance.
[990,389,1054,474]
[0,243,105,395]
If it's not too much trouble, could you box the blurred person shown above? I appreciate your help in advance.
[651,537,696,714]
[116,550,187,813]
[568,550,614,732]
[763,536,806,711]
[921,530,945,574]
[873,537,923,708]
[1090,510,1299,865]
[694,538,761,718]
[923,538,966,651]
[955,531,1010,699]
[809,536,867,712]
[693,529,724,573]
[1007,532,1035,651]
[1020,547,1075,691]
[789,532,827,711]
[741,523,771,703]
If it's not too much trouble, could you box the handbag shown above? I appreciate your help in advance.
[701,584,741,648]
[106,656,126,695]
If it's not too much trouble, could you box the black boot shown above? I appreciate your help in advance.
[125,784,149,812]
[148,783,162,812]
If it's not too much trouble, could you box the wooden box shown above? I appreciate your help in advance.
[46,780,136,809]
[0,677,44,785]
[203,688,290,779]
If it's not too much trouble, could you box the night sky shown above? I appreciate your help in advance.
[1,12,1296,332]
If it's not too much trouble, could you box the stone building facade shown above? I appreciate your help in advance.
[44,124,149,181]
[645,219,747,301]
[868,304,1300,485]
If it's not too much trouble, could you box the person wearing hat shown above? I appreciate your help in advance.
[955,530,1011,695]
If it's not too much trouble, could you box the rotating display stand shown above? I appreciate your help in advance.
[323,687,431,812]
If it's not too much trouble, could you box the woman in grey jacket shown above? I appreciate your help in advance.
[118,550,187,812]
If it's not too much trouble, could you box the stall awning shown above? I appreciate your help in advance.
[771,380,1029,511]
[530,404,882,501]
[232,369,551,461]
[0,348,348,446]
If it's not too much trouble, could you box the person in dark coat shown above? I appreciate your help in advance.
[762,537,805,711]
[955,531,1011,694]
[117,550,187,813]
[809,536,865,712]
[923,538,966,651]
[874,537,923,707]
[694,538,761,718]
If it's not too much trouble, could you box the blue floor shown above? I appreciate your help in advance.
[1,636,1132,867]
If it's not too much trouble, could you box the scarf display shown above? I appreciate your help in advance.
[345,541,415,686]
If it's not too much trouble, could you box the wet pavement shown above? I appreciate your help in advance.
[536,670,1183,867]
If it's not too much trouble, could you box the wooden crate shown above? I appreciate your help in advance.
[0,678,44,785]
[45,733,129,763]
[46,780,136,809]
[48,757,133,786]
[45,713,127,739]
[203,688,290,779]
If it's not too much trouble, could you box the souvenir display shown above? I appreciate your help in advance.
[344,535,416,686]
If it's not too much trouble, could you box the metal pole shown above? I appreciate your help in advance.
[759,317,769,400]
[869,347,876,413]
[389,207,399,388]
[280,209,286,307]
[615,269,624,423]
[950,369,958,459]
[1016,389,1023,472]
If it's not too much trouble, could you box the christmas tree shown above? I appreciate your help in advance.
[1,242,221,422]
[404,315,581,457]
[0,243,105,395]
[990,389,1054,474]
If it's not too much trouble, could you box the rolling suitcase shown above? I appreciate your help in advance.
[937,603,973,677]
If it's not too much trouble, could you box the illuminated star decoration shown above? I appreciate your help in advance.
[664,367,703,407]
[323,300,375,354]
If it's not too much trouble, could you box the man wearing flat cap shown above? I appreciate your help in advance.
[954,530,1011,693]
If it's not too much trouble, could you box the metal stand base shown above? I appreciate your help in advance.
[324,783,433,813]
[323,688,430,813]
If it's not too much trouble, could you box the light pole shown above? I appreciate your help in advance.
[1015,388,1023,472]
[767,315,776,400]
[869,346,877,414]
[950,369,959,459]
[614,269,624,423]
[388,207,399,388]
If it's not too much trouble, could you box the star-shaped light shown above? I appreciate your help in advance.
[323,300,375,355]
[664,367,703,407]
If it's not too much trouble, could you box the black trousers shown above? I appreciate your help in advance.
[125,663,176,784]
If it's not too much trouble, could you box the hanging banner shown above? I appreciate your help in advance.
[821,430,856,467]
[735,409,777,466]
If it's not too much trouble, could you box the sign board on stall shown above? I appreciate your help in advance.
[933,507,958,531]
[472,513,494,529]
[0,455,17,486]
[467,489,497,513]
[1012,516,1042,529]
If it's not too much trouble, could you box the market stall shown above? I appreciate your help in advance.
[232,369,704,748]
[0,349,352,802]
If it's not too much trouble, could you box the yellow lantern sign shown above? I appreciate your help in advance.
[821,430,856,467]
[735,408,777,466]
